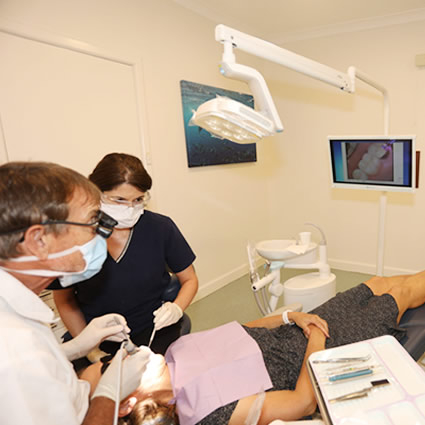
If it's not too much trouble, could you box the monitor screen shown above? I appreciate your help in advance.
[328,135,416,192]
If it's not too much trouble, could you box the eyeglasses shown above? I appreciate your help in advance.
[101,191,151,207]
[0,211,118,240]
[41,211,118,239]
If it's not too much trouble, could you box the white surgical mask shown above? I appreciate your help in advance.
[100,202,144,229]
[3,235,107,287]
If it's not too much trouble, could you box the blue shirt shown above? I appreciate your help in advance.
[59,211,195,335]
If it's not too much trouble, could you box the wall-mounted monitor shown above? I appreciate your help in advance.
[328,135,416,192]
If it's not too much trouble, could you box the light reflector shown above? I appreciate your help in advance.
[190,96,276,144]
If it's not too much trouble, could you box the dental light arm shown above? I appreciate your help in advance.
[219,46,284,133]
[216,24,354,93]
[193,25,388,144]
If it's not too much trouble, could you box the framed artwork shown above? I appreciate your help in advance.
[180,80,257,167]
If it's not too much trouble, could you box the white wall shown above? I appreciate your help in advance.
[264,21,425,275]
[1,0,424,302]
[0,0,274,300]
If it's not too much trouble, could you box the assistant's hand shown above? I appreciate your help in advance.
[153,302,183,331]
[290,312,330,339]
[61,313,130,361]
[92,346,152,402]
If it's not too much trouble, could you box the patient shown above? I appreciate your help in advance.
[113,271,425,425]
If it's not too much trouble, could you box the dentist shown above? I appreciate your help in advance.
[0,161,151,425]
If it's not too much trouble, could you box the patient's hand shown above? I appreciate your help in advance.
[289,312,329,339]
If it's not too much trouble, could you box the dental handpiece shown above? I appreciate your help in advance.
[124,338,139,355]
[108,317,139,355]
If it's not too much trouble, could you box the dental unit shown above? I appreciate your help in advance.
[248,223,336,315]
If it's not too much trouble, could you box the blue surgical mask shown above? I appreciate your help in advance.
[4,235,107,287]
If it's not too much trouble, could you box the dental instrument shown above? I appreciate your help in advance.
[328,379,390,403]
[124,338,139,355]
[312,355,371,364]
[328,368,373,382]
[148,326,156,348]
[112,327,140,425]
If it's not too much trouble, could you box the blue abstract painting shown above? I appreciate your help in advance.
[180,80,257,168]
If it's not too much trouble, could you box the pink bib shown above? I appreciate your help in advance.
[165,321,272,425]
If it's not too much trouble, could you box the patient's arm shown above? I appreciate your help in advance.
[245,312,329,338]
[229,325,326,425]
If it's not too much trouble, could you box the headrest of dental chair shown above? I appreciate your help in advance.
[399,304,425,361]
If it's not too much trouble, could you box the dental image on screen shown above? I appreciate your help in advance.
[329,136,414,191]
[346,142,394,182]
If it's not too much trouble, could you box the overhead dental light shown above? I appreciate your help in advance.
[192,25,386,144]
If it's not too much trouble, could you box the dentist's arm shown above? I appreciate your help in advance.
[82,398,115,425]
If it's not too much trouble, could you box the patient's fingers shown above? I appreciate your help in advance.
[311,315,329,337]
[292,312,330,338]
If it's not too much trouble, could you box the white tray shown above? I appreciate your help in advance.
[307,335,425,425]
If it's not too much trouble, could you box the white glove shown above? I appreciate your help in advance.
[153,302,183,331]
[91,346,152,402]
[61,313,130,361]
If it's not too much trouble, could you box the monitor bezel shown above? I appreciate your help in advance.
[328,134,416,193]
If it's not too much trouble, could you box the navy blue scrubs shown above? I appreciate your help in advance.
[52,210,196,356]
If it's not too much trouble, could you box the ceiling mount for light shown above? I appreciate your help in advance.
[192,25,387,144]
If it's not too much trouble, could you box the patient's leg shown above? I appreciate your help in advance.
[364,274,410,295]
[365,270,425,323]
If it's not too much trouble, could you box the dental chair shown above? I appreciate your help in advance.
[398,302,425,361]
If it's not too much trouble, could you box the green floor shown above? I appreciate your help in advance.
[186,268,373,332]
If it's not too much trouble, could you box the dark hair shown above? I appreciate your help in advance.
[0,161,100,259]
[89,153,152,193]
[119,399,178,425]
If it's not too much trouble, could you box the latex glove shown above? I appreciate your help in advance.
[86,347,110,364]
[61,313,130,361]
[153,302,183,331]
[91,346,152,402]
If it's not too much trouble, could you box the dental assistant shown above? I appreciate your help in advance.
[53,153,198,360]
[0,161,150,425]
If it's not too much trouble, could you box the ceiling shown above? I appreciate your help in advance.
[173,0,425,43]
